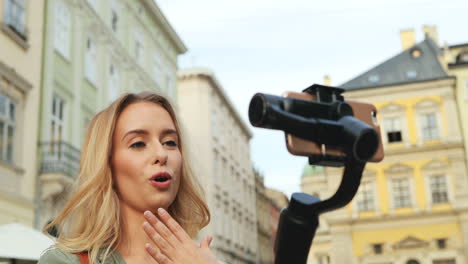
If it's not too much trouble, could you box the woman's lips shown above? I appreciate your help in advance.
[149,178,172,189]
[149,172,172,189]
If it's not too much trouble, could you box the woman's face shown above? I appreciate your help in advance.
[111,102,182,213]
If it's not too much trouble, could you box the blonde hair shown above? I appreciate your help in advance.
[44,92,210,263]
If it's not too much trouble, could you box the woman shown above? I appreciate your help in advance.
[39,92,219,264]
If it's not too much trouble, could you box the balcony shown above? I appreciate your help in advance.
[38,141,81,200]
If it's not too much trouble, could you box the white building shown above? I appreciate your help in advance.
[177,68,257,264]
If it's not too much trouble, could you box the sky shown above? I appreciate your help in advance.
[156,0,468,197]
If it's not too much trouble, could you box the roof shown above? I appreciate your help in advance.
[0,223,55,260]
[448,42,468,49]
[178,67,253,139]
[340,38,449,90]
[143,0,188,54]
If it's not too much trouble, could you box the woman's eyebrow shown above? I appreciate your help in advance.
[161,128,178,138]
[122,128,177,141]
[122,129,149,141]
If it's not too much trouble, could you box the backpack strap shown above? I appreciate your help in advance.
[76,252,90,264]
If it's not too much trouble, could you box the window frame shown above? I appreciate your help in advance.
[110,0,119,34]
[420,112,439,141]
[53,1,71,60]
[0,93,16,163]
[108,63,119,102]
[379,104,407,146]
[464,80,468,100]
[134,31,144,66]
[3,0,27,40]
[392,177,412,209]
[414,100,442,144]
[84,34,97,85]
[429,174,449,204]
[356,180,376,212]
[384,117,403,143]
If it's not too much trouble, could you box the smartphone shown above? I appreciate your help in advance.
[283,91,384,164]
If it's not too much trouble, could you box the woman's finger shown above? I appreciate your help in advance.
[143,222,174,255]
[144,211,181,248]
[200,236,213,249]
[145,243,172,264]
[156,208,193,244]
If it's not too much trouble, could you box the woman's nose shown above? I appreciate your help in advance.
[153,142,168,165]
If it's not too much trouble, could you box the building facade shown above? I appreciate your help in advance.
[177,68,257,264]
[302,26,468,264]
[445,43,468,173]
[255,168,290,264]
[36,0,186,229]
[0,0,44,227]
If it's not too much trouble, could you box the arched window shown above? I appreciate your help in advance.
[407,259,420,264]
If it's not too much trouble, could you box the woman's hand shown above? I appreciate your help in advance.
[142,208,219,264]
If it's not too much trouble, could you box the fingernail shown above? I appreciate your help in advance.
[145,243,155,254]
[158,208,166,215]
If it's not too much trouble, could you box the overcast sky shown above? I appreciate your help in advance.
[156,0,468,197]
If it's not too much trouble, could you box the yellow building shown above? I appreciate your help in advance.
[302,26,468,264]
[0,0,44,226]
[445,43,468,172]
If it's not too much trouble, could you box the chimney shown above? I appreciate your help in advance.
[423,25,439,45]
[323,75,331,86]
[400,29,416,50]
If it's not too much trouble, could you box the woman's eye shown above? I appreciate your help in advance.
[130,141,146,148]
[164,140,178,147]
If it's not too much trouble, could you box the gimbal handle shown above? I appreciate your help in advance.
[273,157,365,264]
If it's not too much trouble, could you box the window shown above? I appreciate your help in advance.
[135,32,144,65]
[406,70,417,79]
[436,238,446,249]
[50,95,65,157]
[87,0,97,9]
[213,151,220,186]
[392,178,411,208]
[4,0,27,39]
[372,243,383,254]
[357,181,374,211]
[384,118,402,143]
[407,260,420,264]
[54,1,70,59]
[54,2,70,58]
[108,64,119,102]
[85,36,97,84]
[110,0,118,33]
[165,74,172,93]
[317,255,330,264]
[153,51,162,84]
[0,93,16,163]
[430,175,448,204]
[465,81,468,100]
[433,259,455,264]
[421,113,438,141]
[211,108,218,139]
[368,75,380,83]
[411,48,422,58]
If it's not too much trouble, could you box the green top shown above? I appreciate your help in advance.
[38,248,126,264]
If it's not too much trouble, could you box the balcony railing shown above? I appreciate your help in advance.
[39,141,81,178]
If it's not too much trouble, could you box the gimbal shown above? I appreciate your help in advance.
[248,84,381,264]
